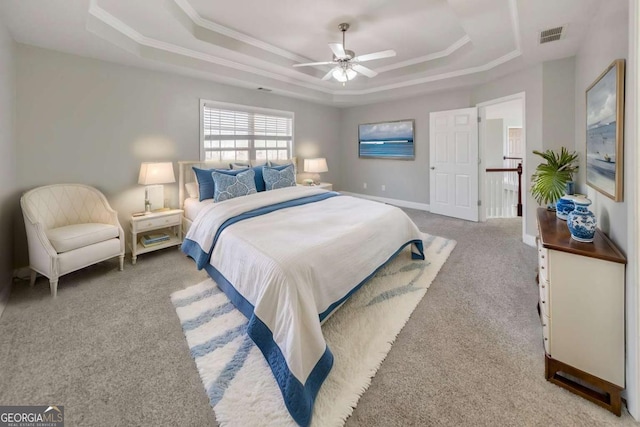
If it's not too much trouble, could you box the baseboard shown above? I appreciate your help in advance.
[341,192,430,212]
[524,234,537,247]
[0,281,11,319]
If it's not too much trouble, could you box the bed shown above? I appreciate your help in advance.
[179,160,425,426]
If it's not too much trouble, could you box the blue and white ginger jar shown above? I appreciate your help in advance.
[555,195,575,220]
[567,197,596,243]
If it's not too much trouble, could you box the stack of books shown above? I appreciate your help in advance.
[140,232,171,248]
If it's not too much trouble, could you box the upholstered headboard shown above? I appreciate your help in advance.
[178,158,298,209]
[178,161,222,209]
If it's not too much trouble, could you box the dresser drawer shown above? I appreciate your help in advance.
[538,244,549,282]
[542,314,551,355]
[136,214,181,232]
[539,277,550,316]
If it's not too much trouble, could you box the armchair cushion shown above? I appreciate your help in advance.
[46,223,120,253]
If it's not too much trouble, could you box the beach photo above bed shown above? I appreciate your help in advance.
[171,232,455,427]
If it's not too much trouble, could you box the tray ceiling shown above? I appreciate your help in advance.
[0,0,600,106]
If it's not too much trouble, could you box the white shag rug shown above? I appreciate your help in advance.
[171,233,456,426]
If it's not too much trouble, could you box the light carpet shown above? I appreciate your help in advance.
[171,232,456,426]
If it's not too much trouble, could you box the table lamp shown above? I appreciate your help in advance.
[138,162,176,213]
[304,158,328,185]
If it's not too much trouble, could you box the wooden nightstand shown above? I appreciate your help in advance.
[130,209,183,265]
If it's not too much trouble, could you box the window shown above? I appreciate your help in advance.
[200,100,294,162]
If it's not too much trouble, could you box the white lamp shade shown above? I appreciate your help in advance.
[138,162,176,185]
[304,158,329,173]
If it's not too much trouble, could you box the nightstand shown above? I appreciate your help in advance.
[316,182,333,190]
[298,183,333,190]
[130,209,183,265]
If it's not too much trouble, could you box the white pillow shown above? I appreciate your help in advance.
[185,182,199,199]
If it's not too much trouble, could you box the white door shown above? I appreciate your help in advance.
[429,107,479,222]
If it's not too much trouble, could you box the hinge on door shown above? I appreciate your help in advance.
[478,200,482,206]
[477,116,481,123]
[478,158,481,164]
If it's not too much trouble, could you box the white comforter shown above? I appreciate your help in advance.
[183,186,424,425]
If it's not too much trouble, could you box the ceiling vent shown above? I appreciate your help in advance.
[539,26,565,44]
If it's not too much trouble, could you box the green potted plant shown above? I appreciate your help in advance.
[530,147,579,209]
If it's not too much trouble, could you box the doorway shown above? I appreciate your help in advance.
[477,93,526,242]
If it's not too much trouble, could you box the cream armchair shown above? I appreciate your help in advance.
[21,184,125,297]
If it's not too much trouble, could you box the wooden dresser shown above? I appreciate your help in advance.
[536,208,626,415]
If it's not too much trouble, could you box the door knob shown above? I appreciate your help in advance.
[430,166,435,170]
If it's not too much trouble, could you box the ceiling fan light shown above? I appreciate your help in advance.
[332,68,348,82]
[332,67,357,83]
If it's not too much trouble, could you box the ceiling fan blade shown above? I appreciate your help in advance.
[293,61,336,67]
[352,64,378,78]
[353,49,396,62]
[329,43,347,58]
[322,68,337,81]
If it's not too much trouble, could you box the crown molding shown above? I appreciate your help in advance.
[88,0,331,93]
[336,49,522,95]
[87,0,524,102]
[172,0,313,64]
[175,0,475,74]
[376,35,471,73]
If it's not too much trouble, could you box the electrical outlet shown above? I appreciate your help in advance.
[363,182,367,189]
[381,185,386,191]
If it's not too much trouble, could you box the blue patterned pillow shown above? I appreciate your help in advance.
[263,164,296,190]
[211,169,257,202]
[193,167,217,201]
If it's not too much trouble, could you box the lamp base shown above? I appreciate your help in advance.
[145,184,164,212]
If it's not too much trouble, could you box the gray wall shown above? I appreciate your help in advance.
[337,90,472,204]
[573,0,635,412]
[543,57,576,155]
[0,19,16,294]
[14,45,341,266]
[574,0,628,250]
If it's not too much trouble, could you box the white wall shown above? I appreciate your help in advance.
[338,90,472,204]
[14,45,341,266]
[0,18,16,300]
[485,119,505,168]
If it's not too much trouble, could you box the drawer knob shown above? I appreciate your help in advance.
[541,285,545,288]
[541,255,545,259]
[542,300,545,303]
[541,266,545,270]
[544,337,548,341]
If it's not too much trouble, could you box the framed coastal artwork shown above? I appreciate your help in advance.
[585,58,625,201]
[358,119,415,160]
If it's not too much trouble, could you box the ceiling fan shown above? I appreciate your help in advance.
[293,23,396,85]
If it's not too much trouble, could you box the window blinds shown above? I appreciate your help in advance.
[202,103,293,162]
